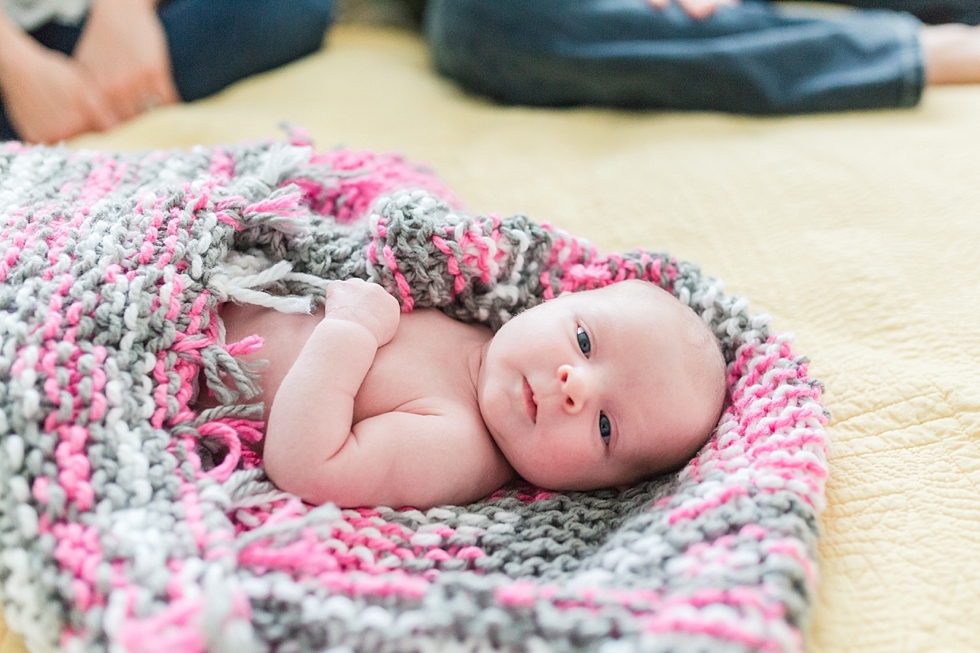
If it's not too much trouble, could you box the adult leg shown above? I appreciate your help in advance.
[0,22,82,140]
[159,0,334,102]
[825,0,979,25]
[828,0,980,84]
[425,0,923,114]
[1,1,335,139]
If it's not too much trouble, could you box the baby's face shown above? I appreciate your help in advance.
[477,280,724,491]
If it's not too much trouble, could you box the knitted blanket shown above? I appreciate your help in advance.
[0,137,829,653]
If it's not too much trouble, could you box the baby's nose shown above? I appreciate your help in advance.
[558,364,587,414]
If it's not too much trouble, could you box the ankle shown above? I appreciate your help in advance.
[921,24,980,85]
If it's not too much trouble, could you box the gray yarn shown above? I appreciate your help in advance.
[0,139,828,653]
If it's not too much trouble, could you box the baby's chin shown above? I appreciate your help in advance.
[508,461,635,493]
[500,454,569,490]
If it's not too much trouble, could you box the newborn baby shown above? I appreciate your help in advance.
[198,278,727,509]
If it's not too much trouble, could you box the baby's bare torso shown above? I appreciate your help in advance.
[198,303,516,504]
[213,303,491,423]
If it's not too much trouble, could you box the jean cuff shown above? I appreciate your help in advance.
[895,14,926,108]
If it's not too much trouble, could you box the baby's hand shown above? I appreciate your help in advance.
[323,279,401,347]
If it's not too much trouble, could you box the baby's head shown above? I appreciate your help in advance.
[477,279,726,491]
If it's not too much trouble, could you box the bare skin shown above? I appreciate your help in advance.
[920,24,980,84]
[72,0,179,121]
[3,0,980,143]
[0,0,176,144]
[0,9,115,143]
[658,0,980,85]
[648,0,739,20]
[198,279,727,509]
[210,283,514,509]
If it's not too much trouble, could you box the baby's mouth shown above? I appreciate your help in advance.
[522,377,537,424]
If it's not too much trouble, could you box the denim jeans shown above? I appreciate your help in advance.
[0,0,333,141]
[426,0,977,114]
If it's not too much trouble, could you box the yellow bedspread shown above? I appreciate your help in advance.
[3,24,979,653]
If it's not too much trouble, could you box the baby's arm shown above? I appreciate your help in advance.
[262,279,400,497]
[263,279,512,507]
[296,409,511,508]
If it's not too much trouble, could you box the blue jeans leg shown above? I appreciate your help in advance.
[830,0,979,25]
[160,0,334,101]
[0,0,333,140]
[425,0,925,114]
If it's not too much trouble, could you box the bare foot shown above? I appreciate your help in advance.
[921,24,980,85]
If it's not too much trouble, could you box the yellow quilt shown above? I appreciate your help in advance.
[3,24,979,653]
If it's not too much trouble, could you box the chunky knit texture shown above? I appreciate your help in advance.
[0,137,829,653]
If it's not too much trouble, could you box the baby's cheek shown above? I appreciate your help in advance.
[514,440,583,487]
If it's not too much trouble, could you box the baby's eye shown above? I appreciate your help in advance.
[576,327,591,357]
[599,412,611,445]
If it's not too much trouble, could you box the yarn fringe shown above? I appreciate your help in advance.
[0,138,828,653]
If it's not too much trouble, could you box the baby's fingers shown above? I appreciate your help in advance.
[324,280,400,347]
[371,287,401,347]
